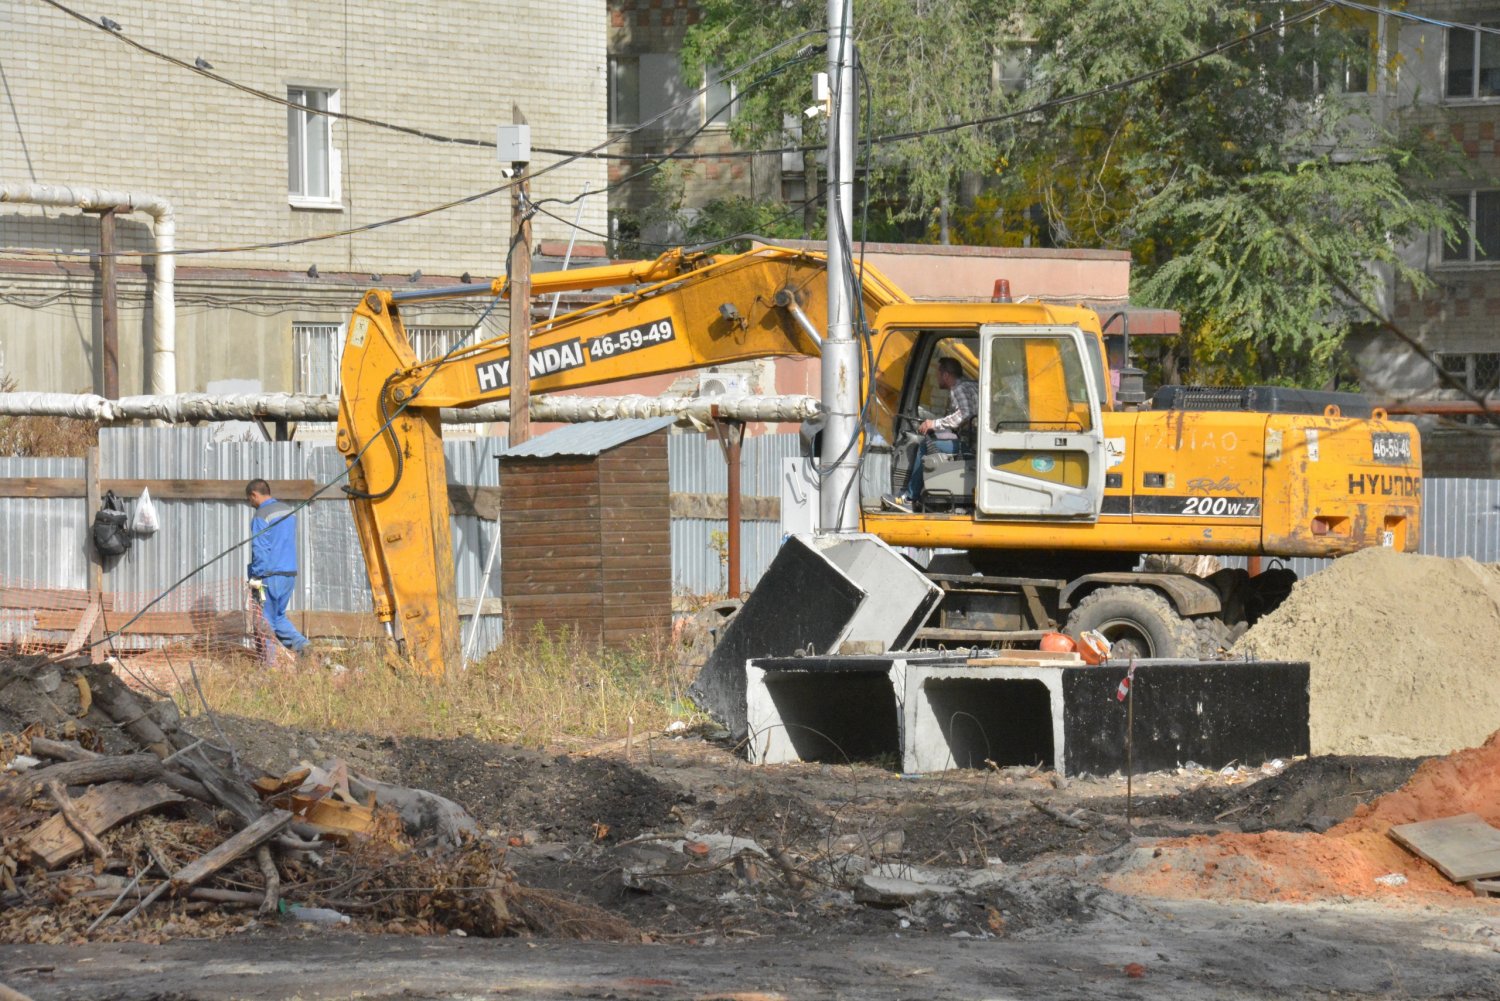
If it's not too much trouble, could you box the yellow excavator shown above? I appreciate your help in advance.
[335,245,1421,674]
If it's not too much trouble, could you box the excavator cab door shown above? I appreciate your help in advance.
[975,324,1105,520]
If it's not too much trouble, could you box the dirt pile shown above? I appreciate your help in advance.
[1233,548,1500,756]
[1104,729,1500,904]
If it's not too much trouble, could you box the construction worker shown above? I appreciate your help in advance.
[244,479,310,659]
[885,357,979,511]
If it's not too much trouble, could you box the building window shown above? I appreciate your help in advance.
[1439,353,1500,423]
[1442,190,1500,263]
[1446,22,1500,99]
[293,322,343,397]
[607,55,734,129]
[288,87,341,206]
[293,322,478,435]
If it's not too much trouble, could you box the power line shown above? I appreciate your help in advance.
[1324,0,1500,37]
[5,2,1334,262]
[33,0,825,159]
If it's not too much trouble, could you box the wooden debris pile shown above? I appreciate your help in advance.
[0,655,636,943]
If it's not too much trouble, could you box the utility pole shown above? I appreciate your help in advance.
[500,108,533,445]
[91,208,119,399]
[819,0,860,532]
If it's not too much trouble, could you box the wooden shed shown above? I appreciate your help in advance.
[498,417,674,649]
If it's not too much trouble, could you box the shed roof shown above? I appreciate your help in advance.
[497,416,675,459]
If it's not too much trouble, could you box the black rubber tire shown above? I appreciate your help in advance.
[1065,585,1200,659]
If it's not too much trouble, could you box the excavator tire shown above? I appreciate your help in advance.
[1065,585,1199,660]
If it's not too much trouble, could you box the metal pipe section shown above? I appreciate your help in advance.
[0,183,176,394]
[779,297,824,349]
[0,391,822,425]
[389,282,496,303]
[819,0,861,533]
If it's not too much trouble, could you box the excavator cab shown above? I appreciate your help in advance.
[887,324,1107,519]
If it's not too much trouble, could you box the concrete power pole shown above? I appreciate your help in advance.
[500,109,533,446]
[819,0,860,532]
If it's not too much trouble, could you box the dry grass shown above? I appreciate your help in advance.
[0,374,100,457]
[180,627,701,748]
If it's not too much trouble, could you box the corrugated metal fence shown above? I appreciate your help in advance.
[0,427,806,656]
[5,426,1499,656]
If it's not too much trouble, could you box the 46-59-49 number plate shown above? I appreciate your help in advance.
[586,318,676,361]
[1372,432,1412,465]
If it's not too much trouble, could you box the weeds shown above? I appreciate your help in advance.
[180,626,701,748]
[0,374,100,457]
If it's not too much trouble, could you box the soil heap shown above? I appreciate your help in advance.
[1233,548,1500,756]
[1105,728,1500,903]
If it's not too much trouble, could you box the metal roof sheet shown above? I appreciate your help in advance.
[497,416,676,459]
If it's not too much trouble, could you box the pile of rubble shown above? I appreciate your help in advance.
[0,654,635,944]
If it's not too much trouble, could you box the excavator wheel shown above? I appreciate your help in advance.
[1064,585,1199,660]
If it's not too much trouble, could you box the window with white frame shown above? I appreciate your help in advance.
[1442,190,1500,264]
[292,322,480,435]
[287,86,341,206]
[1446,21,1500,99]
[607,55,735,129]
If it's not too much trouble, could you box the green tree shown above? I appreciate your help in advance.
[682,0,1460,387]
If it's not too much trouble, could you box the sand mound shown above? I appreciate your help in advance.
[1106,729,1500,903]
[1232,548,1500,756]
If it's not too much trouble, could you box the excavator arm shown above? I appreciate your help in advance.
[336,246,908,674]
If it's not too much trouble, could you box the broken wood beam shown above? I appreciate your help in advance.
[170,810,293,892]
[1030,799,1091,831]
[26,781,185,868]
[43,781,109,861]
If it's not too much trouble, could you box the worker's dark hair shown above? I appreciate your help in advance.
[937,357,963,378]
[245,478,271,497]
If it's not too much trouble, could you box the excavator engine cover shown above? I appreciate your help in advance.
[689,533,942,740]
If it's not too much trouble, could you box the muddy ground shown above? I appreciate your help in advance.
[5,714,1496,1000]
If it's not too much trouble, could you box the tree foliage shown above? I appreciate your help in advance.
[680,0,1460,387]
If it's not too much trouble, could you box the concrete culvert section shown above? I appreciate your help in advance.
[922,677,1055,769]
[1233,548,1500,756]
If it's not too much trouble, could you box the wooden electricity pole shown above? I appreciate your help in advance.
[505,105,533,446]
[93,208,120,399]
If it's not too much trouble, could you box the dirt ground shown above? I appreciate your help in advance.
[5,712,1496,1000]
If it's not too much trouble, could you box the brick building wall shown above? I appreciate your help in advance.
[1353,4,1500,412]
[0,0,607,395]
[605,0,784,246]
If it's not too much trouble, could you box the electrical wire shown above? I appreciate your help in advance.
[1324,0,1500,36]
[33,0,826,157]
[8,3,1333,262]
[83,214,527,651]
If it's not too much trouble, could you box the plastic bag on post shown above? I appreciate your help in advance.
[130,486,160,536]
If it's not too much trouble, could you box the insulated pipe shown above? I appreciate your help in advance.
[0,183,177,394]
[0,391,822,425]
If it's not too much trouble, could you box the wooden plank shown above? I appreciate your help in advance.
[62,601,101,655]
[0,477,316,501]
[967,651,1084,666]
[1389,814,1500,882]
[38,609,249,635]
[170,810,293,891]
[23,781,185,868]
[0,585,108,611]
[1469,878,1500,898]
[446,484,502,521]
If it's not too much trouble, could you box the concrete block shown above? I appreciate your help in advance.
[747,654,1311,777]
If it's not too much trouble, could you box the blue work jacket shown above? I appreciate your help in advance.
[248,497,299,578]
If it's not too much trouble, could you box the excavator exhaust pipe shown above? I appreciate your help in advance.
[688,533,942,740]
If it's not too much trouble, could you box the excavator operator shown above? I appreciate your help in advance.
[885,357,979,512]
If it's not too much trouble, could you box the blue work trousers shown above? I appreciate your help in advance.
[904,437,960,503]
[258,575,309,658]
